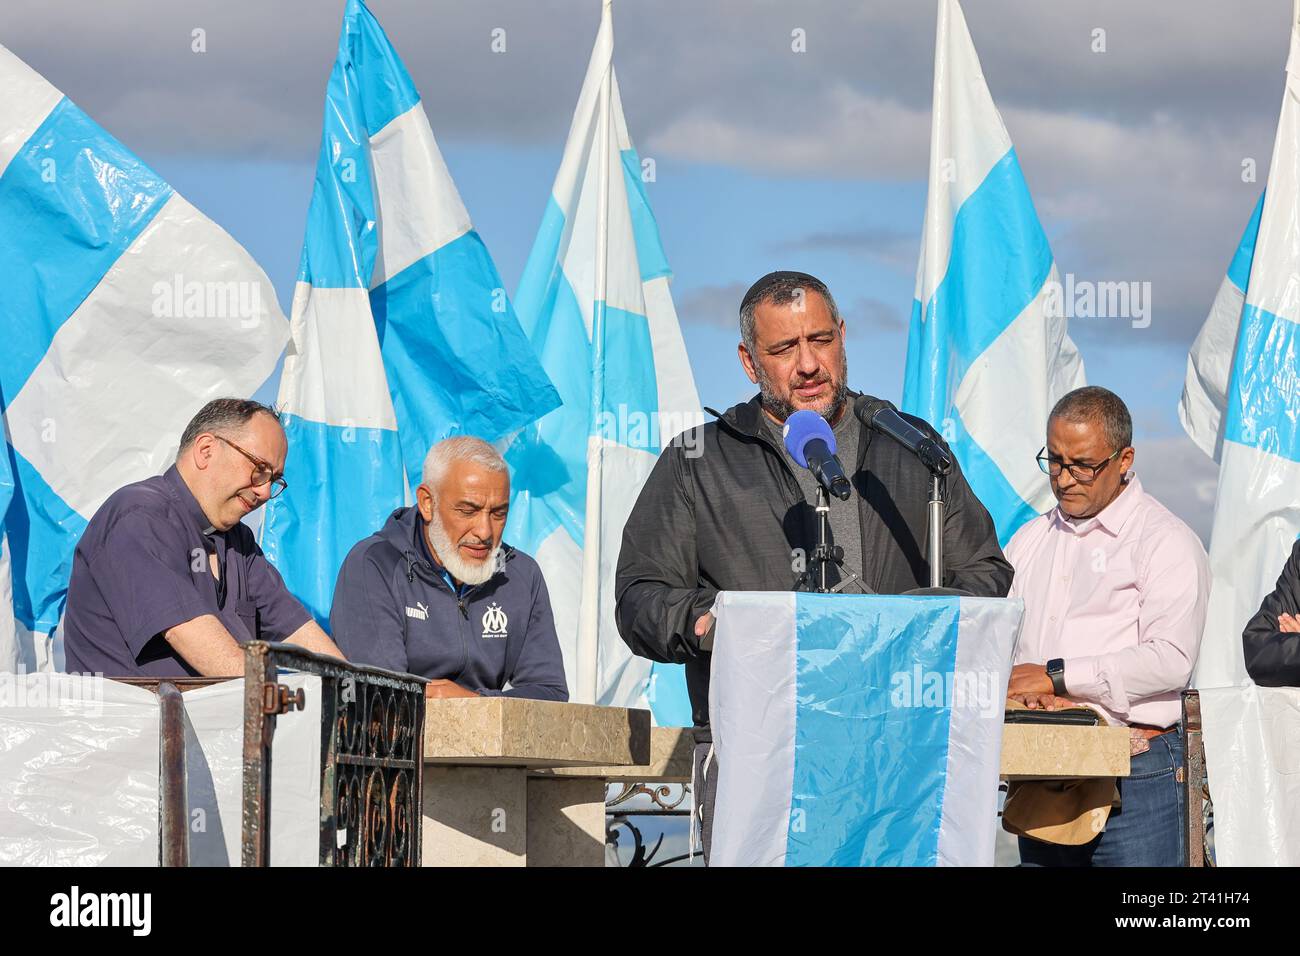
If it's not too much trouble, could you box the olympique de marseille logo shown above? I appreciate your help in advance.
[481,603,508,639]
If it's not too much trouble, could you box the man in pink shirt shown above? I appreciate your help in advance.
[1004,386,1209,866]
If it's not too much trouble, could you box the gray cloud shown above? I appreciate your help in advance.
[4,0,1289,354]
[675,282,747,333]
[776,226,918,274]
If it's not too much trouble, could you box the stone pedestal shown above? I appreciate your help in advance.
[525,777,608,867]
[423,766,528,867]
[420,698,650,866]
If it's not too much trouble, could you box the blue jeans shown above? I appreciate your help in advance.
[1018,729,1186,867]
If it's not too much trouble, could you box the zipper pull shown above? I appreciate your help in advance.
[457,598,468,619]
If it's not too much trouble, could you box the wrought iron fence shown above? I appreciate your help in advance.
[606,782,699,867]
[118,642,425,867]
[241,641,426,867]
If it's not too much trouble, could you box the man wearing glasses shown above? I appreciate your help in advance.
[1003,385,1208,866]
[63,398,345,677]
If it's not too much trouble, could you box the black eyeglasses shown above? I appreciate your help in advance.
[1036,446,1121,483]
[215,435,288,500]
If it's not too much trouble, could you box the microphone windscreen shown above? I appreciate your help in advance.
[852,394,894,427]
[782,409,835,468]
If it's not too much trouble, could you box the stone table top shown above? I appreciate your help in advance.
[423,697,651,768]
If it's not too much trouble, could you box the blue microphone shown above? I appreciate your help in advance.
[782,410,853,501]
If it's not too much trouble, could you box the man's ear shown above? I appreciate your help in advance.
[415,483,435,521]
[189,434,216,472]
[737,342,760,385]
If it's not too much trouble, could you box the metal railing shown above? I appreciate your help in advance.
[240,641,426,867]
[116,642,426,867]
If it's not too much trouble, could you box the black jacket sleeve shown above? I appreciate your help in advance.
[615,436,717,664]
[930,432,1015,598]
[1243,539,1300,687]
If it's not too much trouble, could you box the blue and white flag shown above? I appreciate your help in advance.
[902,0,1085,546]
[260,0,559,623]
[1188,16,1300,689]
[709,591,1022,866]
[505,0,702,719]
[1179,194,1263,462]
[0,44,288,673]
[0,445,15,673]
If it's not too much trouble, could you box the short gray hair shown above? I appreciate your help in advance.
[179,398,280,452]
[1049,386,1133,451]
[421,436,508,490]
[739,274,841,354]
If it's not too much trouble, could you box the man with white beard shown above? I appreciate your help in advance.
[330,437,567,700]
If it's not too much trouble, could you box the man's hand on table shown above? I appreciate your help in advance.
[1010,692,1080,711]
[424,679,480,700]
[1006,662,1054,701]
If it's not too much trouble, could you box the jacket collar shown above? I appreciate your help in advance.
[384,505,514,589]
[715,391,873,447]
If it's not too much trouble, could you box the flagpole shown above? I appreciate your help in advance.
[579,0,614,705]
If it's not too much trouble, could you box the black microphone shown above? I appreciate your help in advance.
[782,410,853,501]
[853,395,953,475]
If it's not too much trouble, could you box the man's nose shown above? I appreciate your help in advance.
[794,341,820,376]
[470,511,494,542]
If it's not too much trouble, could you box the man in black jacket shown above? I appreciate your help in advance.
[1243,540,1300,686]
[614,271,1013,860]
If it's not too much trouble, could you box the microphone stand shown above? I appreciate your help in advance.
[790,485,843,594]
[927,470,947,589]
[814,485,833,593]
[905,457,969,597]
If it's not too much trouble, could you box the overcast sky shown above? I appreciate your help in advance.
[7,0,1292,541]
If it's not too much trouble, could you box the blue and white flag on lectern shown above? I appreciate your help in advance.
[504,0,702,720]
[1186,15,1300,689]
[709,592,1022,867]
[0,44,288,673]
[902,0,1085,546]
[260,0,559,623]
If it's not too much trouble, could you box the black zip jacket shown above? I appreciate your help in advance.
[614,393,1014,726]
[1243,538,1300,686]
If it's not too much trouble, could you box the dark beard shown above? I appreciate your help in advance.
[758,372,849,425]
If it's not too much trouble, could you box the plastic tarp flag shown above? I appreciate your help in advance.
[0,44,288,673]
[1199,685,1300,865]
[0,674,321,866]
[708,591,1023,867]
[0,440,15,673]
[1179,194,1264,462]
[1195,18,1300,690]
[901,0,1085,546]
[504,0,702,721]
[259,0,559,625]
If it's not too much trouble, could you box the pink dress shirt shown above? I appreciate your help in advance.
[1005,473,1209,728]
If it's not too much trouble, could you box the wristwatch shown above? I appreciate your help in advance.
[1046,658,1067,696]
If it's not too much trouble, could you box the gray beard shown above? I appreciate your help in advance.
[425,516,500,587]
[756,364,849,425]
